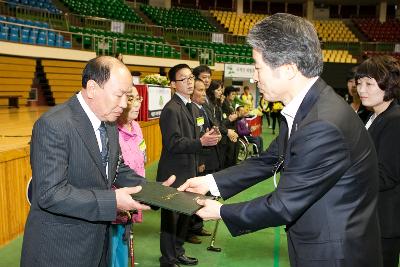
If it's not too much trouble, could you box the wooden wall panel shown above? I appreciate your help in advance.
[139,119,162,166]
[0,147,31,247]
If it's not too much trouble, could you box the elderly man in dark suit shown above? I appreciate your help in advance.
[157,64,220,267]
[21,56,174,267]
[179,13,382,267]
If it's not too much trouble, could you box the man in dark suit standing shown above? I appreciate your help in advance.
[191,79,220,186]
[179,14,382,267]
[157,64,220,267]
[21,56,174,267]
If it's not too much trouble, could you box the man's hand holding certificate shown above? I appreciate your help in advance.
[131,178,212,215]
[178,176,222,221]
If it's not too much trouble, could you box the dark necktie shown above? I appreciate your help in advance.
[186,102,193,116]
[98,122,109,170]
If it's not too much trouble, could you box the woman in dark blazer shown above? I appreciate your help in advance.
[207,81,238,168]
[355,55,400,267]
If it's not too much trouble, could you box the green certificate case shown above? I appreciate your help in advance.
[131,182,210,215]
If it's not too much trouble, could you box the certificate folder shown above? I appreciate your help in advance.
[131,182,210,215]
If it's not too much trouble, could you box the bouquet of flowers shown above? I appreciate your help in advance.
[141,74,169,87]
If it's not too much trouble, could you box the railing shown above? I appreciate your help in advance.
[321,41,396,56]
[0,20,72,47]
[1,0,398,59]
[0,0,248,44]
[0,1,66,29]
[66,13,164,37]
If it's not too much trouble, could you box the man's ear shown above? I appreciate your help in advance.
[281,63,298,80]
[86,80,96,99]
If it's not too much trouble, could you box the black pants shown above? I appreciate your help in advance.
[262,111,270,126]
[160,209,190,266]
[187,169,216,238]
[224,139,238,168]
[382,237,400,267]
[270,112,281,132]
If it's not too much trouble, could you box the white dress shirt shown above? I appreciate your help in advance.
[206,77,319,197]
[281,76,319,138]
[77,92,108,177]
[365,113,376,130]
[175,92,191,105]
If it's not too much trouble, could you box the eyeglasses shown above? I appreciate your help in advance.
[128,95,143,104]
[175,75,195,83]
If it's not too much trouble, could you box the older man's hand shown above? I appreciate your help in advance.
[196,198,222,221]
[177,176,210,195]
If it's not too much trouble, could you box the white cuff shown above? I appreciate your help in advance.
[205,174,221,197]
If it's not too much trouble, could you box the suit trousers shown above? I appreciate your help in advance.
[99,225,110,267]
[382,237,400,267]
[160,209,190,265]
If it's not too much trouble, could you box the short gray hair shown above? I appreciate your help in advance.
[247,13,323,78]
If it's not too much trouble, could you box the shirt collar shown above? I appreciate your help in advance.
[77,91,102,132]
[118,122,137,137]
[193,102,202,109]
[175,92,191,105]
[281,77,319,122]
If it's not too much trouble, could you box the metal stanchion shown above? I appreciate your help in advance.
[207,197,222,252]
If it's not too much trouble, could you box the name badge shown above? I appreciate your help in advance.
[139,140,146,152]
[196,116,205,127]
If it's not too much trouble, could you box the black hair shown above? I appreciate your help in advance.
[355,55,400,101]
[168,64,191,82]
[193,65,211,78]
[206,80,222,105]
[346,67,356,82]
[224,85,239,97]
[82,57,112,89]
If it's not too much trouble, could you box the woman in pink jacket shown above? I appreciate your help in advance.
[110,86,145,267]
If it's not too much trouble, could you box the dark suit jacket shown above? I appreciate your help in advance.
[214,78,382,267]
[193,103,220,172]
[21,95,145,267]
[356,104,372,124]
[156,94,202,187]
[221,99,236,130]
[367,101,400,238]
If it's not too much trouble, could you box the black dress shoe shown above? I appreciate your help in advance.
[160,264,180,267]
[195,228,211,236]
[177,255,198,266]
[186,235,202,244]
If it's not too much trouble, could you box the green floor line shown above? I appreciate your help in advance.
[273,227,281,267]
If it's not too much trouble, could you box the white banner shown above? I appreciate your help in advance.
[111,21,125,33]
[314,8,330,20]
[224,64,254,79]
[212,33,224,43]
[148,86,171,119]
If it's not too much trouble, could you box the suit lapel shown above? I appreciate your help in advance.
[290,78,325,137]
[278,117,289,159]
[280,78,325,165]
[106,123,118,187]
[369,100,396,132]
[68,96,108,181]
[173,94,194,125]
